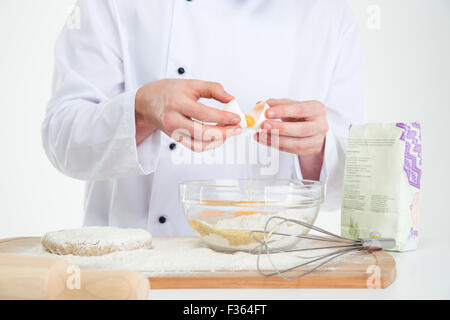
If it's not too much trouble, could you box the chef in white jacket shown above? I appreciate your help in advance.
[42,0,365,236]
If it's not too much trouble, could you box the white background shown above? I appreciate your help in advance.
[0,0,449,239]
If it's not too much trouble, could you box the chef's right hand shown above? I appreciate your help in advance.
[135,79,243,152]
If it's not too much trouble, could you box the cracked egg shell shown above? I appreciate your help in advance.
[224,99,247,128]
[224,100,270,130]
[249,102,270,130]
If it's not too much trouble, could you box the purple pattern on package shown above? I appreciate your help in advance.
[410,229,419,237]
[396,122,422,189]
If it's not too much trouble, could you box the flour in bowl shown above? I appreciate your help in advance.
[189,211,316,252]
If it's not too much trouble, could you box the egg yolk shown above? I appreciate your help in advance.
[201,210,223,216]
[234,210,259,216]
[245,114,256,128]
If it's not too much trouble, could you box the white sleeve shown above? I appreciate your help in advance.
[295,7,365,210]
[42,0,160,181]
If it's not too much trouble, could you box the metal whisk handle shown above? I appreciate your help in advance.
[361,238,396,250]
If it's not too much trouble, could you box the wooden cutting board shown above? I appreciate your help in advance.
[0,237,396,289]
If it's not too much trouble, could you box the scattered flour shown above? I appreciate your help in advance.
[21,238,370,277]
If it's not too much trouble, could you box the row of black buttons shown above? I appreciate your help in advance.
[164,66,181,220]
[167,66,185,151]
[160,37,190,223]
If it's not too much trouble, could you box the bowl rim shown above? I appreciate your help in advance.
[179,178,324,205]
[179,178,323,188]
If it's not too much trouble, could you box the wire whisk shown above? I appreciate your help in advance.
[249,216,396,280]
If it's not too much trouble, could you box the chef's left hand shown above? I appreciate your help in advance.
[255,99,328,156]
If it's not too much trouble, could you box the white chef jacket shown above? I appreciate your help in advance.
[42,0,365,236]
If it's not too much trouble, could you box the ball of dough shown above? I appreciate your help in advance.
[41,226,152,256]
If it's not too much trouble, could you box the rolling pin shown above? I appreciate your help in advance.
[0,254,150,300]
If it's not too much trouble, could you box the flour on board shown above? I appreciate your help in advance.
[23,238,369,277]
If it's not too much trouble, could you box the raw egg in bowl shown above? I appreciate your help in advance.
[179,179,324,252]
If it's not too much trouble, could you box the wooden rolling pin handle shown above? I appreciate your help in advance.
[0,254,149,300]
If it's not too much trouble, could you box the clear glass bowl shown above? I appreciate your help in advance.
[179,179,324,252]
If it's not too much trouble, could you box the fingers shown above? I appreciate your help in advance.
[261,119,328,138]
[181,80,240,125]
[190,80,234,104]
[170,114,242,142]
[172,127,237,153]
[266,98,294,106]
[255,132,325,156]
[174,131,225,153]
[182,101,241,125]
[265,100,326,120]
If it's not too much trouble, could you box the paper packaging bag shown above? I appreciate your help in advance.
[341,123,422,251]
